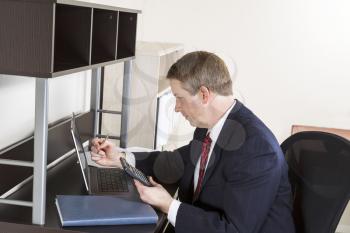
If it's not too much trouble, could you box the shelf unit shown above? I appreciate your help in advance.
[0,0,139,78]
[0,0,140,225]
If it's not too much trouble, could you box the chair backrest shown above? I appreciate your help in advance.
[291,125,350,141]
[280,131,350,233]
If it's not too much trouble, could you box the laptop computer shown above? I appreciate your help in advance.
[70,114,138,198]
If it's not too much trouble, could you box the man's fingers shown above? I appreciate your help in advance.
[91,156,100,161]
[149,176,160,187]
[91,147,99,153]
[90,138,98,145]
[134,179,143,188]
[134,180,144,194]
[91,138,102,146]
[91,149,106,157]
[91,137,110,152]
[99,141,110,150]
[134,179,151,204]
[91,152,103,160]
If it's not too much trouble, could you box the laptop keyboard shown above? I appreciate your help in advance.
[97,168,129,192]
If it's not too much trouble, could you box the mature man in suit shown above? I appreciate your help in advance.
[91,51,295,233]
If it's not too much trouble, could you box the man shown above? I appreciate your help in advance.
[91,51,295,233]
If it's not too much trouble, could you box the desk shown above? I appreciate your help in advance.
[0,221,83,233]
[0,154,177,233]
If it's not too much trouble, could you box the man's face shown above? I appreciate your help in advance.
[170,79,204,127]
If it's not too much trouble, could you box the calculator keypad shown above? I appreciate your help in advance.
[120,157,152,186]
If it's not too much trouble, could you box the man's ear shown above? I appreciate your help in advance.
[199,86,210,104]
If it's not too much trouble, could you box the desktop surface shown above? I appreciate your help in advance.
[0,221,84,233]
[0,154,177,233]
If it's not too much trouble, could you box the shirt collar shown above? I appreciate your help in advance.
[207,99,236,142]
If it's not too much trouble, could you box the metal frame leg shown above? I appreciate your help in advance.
[120,60,132,148]
[91,67,102,137]
[32,78,49,225]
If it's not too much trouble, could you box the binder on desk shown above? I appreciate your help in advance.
[55,195,158,227]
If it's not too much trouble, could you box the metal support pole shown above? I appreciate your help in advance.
[120,60,132,148]
[91,67,102,137]
[32,78,49,225]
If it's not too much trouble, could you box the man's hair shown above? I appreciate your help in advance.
[166,51,233,96]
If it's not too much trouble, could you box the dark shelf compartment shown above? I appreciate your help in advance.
[117,12,137,59]
[54,4,91,72]
[91,9,118,65]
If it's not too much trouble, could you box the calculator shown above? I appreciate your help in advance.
[120,157,152,187]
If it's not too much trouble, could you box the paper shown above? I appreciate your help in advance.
[85,151,111,168]
[85,147,156,168]
[118,146,155,153]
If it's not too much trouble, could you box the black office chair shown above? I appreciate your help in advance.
[281,131,350,233]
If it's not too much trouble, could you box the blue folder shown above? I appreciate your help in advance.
[55,195,158,226]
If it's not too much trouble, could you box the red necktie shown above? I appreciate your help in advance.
[193,133,212,200]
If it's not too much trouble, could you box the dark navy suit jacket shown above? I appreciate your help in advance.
[136,100,295,233]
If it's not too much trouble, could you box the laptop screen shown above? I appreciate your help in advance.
[70,114,90,192]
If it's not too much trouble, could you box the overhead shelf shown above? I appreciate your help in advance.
[0,0,140,78]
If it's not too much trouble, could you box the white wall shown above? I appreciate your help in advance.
[0,72,91,150]
[138,0,350,143]
[1,0,348,167]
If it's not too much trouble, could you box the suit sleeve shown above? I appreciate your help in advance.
[134,144,191,184]
[175,135,283,233]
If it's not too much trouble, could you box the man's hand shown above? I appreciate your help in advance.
[134,177,173,214]
[90,137,124,168]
